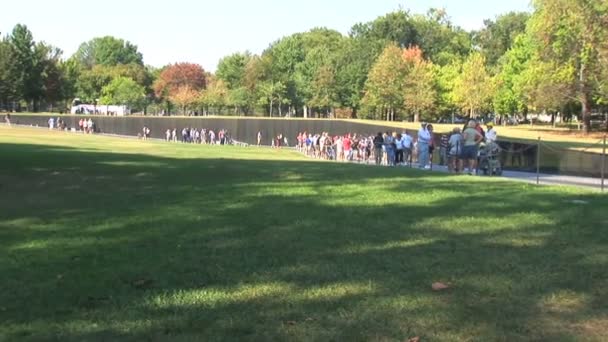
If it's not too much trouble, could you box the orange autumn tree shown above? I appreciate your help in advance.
[153,62,206,114]
[362,44,436,122]
[402,46,437,122]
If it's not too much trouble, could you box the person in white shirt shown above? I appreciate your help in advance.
[486,123,498,143]
[417,123,432,169]
[402,131,413,165]
[395,134,404,165]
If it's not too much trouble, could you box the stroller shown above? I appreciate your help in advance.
[478,142,503,176]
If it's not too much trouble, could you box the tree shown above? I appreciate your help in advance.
[0,35,18,110]
[528,0,608,133]
[513,59,573,116]
[258,81,287,117]
[37,43,67,110]
[74,36,143,68]
[10,24,37,109]
[350,10,417,48]
[169,86,199,115]
[361,43,407,120]
[308,65,339,117]
[474,12,530,68]
[435,60,462,118]
[493,34,533,116]
[402,47,437,122]
[452,52,494,117]
[153,63,206,114]
[227,87,251,115]
[199,78,229,115]
[335,35,385,117]
[100,77,146,110]
[216,52,251,89]
[411,8,472,65]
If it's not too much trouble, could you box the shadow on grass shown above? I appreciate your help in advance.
[1,143,607,341]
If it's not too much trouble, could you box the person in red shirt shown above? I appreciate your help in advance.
[475,122,486,140]
[343,134,352,161]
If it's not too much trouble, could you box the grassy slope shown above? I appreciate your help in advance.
[1,126,607,341]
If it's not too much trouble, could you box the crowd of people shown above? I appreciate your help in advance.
[44,116,97,133]
[39,115,498,175]
[162,127,233,145]
[294,119,498,175]
[78,118,96,133]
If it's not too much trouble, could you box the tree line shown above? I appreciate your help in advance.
[1,0,607,132]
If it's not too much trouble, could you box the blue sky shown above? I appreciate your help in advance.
[0,0,531,71]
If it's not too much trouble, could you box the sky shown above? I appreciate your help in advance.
[0,0,531,71]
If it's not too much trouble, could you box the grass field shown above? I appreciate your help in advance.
[1,126,608,341]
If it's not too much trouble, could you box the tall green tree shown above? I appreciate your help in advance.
[493,34,533,116]
[10,24,37,109]
[529,0,608,133]
[452,52,494,117]
[411,8,472,65]
[74,36,143,68]
[474,12,530,68]
[308,65,339,117]
[350,10,417,48]
[216,52,251,89]
[335,35,385,117]
[435,60,462,117]
[0,35,18,109]
[361,43,407,121]
[100,77,146,110]
[199,77,229,115]
[258,81,287,117]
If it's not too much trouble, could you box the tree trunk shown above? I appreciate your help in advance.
[580,61,591,134]
[581,95,591,134]
[304,105,308,118]
[414,112,420,122]
[269,99,273,117]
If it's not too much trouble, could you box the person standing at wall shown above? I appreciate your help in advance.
[462,120,484,175]
[373,132,384,165]
[439,131,450,166]
[417,123,431,169]
[402,131,413,165]
[448,128,463,173]
[486,123,498,143]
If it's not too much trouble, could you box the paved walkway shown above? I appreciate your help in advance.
[426,164,605,190]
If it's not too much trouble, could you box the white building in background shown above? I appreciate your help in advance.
[70,104,131,116]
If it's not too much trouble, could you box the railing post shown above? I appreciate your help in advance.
[602,135,606,192]
[536,137,541,186]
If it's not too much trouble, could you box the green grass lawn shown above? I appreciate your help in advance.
[1,126,608,341]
